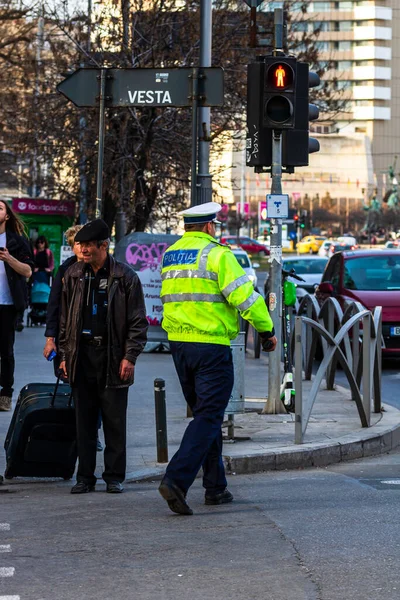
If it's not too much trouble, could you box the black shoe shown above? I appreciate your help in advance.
[71,481,95,494]
[96,438,103,452]
[15,322,24,332]
[106,481,124,493]
[159,477,193,515]
[205,489,234,505]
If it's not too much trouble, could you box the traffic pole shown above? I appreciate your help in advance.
[263,8,287,415]
[95,68,107,218]
[263,130,286,414]
[196,0,213,206]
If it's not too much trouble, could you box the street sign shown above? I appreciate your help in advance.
[57,67,224,108]
[266,194,289,219]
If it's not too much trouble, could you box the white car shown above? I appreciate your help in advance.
[337,235,357,247]
[280,255,329,297]
[232,248,259,288]
[318,240,333,257]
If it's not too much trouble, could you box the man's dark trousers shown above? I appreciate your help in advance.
[166,342,234,495]
[0,305,17,397]
[73,345,128,486]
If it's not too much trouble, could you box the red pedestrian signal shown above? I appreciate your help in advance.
[266,60,294,91]
[263,58,296,128]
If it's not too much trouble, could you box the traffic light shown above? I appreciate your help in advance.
[246,57,320,170]
[299,210,307,228]
[287,62,320,166]
[263,57,296,129]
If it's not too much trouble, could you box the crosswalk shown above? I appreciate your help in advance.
[0,523,19,600]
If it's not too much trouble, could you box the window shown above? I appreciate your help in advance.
[338,1,352,9]
[338,41,352,50]
[338,61,352,70]
[322,255,341,291]
[292,21,309,32]
[311,1,332,11]
[339,21,353,31]
[234,254,250,269]
[313,21,331,32]
[336,80,352,90]
[344,255,400,291]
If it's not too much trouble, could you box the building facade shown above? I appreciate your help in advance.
[232,0,399,230]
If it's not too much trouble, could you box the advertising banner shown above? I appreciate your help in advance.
[12,198,75,217]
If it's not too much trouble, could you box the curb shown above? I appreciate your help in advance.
[223,404,400,475]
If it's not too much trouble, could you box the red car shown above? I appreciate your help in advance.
[220,236,269,256]
[316,249,400,356]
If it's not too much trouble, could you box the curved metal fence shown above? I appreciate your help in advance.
[294,297,382,444]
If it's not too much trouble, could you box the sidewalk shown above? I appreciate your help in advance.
[1,326,399,485]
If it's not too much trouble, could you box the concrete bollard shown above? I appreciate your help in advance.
[154,378,168,463]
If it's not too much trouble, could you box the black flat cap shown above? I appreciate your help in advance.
[75,219,110,242]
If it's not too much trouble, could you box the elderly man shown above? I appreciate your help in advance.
[59,219,148,494]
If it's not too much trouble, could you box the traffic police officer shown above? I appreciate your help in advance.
[59,219,148,494]
[158,202,277,515]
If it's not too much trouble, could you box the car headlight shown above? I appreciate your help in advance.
[248,274,257,285]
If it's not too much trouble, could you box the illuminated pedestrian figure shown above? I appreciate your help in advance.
[275,65,286,87]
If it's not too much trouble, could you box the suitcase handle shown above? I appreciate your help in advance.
[52,372,73,408]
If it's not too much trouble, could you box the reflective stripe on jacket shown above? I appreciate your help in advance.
[160,232,274,345]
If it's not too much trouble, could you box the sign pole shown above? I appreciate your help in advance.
[197,0,213,205]
[264,130,286,414]
[264,8,286,415]
[95,69,107,218]
[190,67,199,207]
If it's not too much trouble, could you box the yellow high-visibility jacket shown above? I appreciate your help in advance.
[160,232,274,345]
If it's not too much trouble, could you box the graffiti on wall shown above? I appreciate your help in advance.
[125,242,171,325]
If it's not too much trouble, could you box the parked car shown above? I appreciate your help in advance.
[264,255,328,298]
[384,240,400,249]
[318,240,334,257]
[221,236,269,256]
[296,235,327,255]
[315,249,400,356]
[337,235,357,247]
[231,248,259,288]
[327,241,358,257]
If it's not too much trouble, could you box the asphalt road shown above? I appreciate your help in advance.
[1,449,400,600]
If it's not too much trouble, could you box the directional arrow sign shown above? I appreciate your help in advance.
[57,67,224,108]
[57,69,102,108]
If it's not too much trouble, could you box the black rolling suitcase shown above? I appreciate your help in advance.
[4,378,77,480]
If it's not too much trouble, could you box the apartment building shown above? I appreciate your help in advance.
[232,0,399,220]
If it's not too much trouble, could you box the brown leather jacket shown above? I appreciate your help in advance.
[58,255,148,388]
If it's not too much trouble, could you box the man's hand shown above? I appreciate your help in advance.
[59,360,68,378]
[0,247,10,263]
[43,338,57,359]
[261,335,278,352]
[119,359,135,381]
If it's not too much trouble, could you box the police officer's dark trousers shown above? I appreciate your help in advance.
[73,344,128,486]
[166,342,234,495]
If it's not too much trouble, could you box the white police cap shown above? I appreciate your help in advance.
[179,202,222,224]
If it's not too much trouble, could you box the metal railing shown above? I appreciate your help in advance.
[294,296,382,444]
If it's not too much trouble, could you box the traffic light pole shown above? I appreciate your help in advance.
[264,130,286,414]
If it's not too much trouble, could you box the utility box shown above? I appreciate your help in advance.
[225,332,245,415]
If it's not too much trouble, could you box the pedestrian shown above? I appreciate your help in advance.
[158,202,277,515]
[33,235,54,284]
[0,200,34,411]
[43,225,83,364]
[43,224,103,452]
[58,219,148,494]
